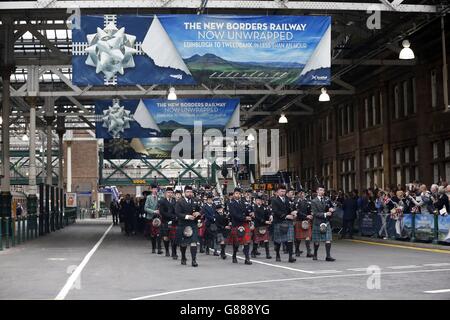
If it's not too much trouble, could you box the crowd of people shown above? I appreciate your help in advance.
[108,181,450,267]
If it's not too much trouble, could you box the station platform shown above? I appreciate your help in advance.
[1,218,449,300]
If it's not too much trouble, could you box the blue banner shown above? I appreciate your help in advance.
[73,15,331,86]
[96,98,240,139]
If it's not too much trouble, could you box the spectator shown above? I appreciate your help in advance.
[341,191,358,239]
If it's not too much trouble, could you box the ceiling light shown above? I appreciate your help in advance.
[278,114,288,124]
[167,87,177,100]
[22,134,29,142]
[319,87,330,102]
[399,40,414,60]
[247,133,255,141]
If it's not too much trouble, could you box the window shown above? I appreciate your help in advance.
[340,157,355,192]
[403,81,409,117]
[431,69,437,108]
[412,77,417,113]
[394,85,400,119]
[379,91,383,124]
[393,145,419,184]
[322,162,332,190]
[364,150,383,189]
[432,140,450,184]
[372,95,377,125]
[365,98,369,128]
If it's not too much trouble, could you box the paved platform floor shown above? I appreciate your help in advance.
[1,219,449,300]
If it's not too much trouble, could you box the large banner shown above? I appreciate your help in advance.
[73,15,331,86]
[96,98,240,139]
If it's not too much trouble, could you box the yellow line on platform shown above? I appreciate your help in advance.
[349,239,450,254]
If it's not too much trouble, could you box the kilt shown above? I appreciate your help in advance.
[226,222,252,245]
[294,221,312,240]
[160,222,177,239]
[143,220,152,237]
[311,222,332,242]
[168,224,177,241]
[253,226,270,243]
[160,222,169,237]
[205,226,217,241]
[176,223,199,246]
[198,222,206,238]
[273,221,295,244]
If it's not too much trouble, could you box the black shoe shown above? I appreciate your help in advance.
[157,250,163,255]
[165,251,170,257]
[295,251,301,257]
[313,255,318,260]
[152,249,156,254]
[232,256,238,263]
[245,259,252,265]
[326,257,336,262]
[172,255,178,260]
[221,254,227,260]
[306,253,314,258]
[205,249,210,255]
[276,256,281,262]
[181,259,187,265]
[213,251,219,256]
[251,252,257,258]
[192,260,198,267]
[266,254,272,259]
[256,251,261,256]
[288,257,296,263]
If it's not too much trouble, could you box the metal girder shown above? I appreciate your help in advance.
[333,58,416,66]
[243,111,312,116]
[0,0,439,13]
[6,87,354,98]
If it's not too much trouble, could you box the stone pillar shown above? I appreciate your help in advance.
[26,97,38,218]
[44,97,56,186]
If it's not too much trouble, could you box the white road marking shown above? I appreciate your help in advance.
[347,268,371,272]
[131,268,450,300]
[225,252,314,274]
[424,289,450,294]
[54,223,113,300]
[423,263,450,267]
[312,270,342,274]
[47,258,67,261]
[387,265,421,269]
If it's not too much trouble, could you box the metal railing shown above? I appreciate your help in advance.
[0,209,77,251]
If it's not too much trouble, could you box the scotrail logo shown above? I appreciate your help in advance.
[170,74,183,80]
[312,75,328,81]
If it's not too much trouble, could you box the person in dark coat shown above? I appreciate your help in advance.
[271,185,297,263]
[341,191,358,239]
[110,200,119,225]
[175,185,201,267]
[158,187,177,258]
[120,194,136,236]
[201,193,219,256]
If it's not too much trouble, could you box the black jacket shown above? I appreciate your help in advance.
[214,212,229,231]
[295,199,311,221]
[228,199,248,226]
[158,197,177,223]
[253,204,271,228]
[175,197,197,226]
[271,196,291,223]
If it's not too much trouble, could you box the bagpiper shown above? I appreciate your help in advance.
[271,185,297,263]
[158,187,178,259]
[174,185,201,267]
[311,186,336,261]
[293,190,314,257]
[251,196,273,259]
[215,204,230,260]
[226,188,253,265]
[202,193,219,256]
